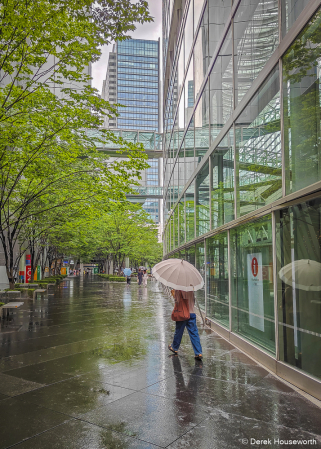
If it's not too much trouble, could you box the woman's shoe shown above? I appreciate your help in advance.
[168,344,178,355]
[194,354,203,360]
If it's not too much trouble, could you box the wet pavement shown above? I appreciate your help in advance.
[0,277,320,449]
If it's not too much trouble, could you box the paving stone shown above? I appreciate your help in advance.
[11,419,161,448]
[0,278,320,449]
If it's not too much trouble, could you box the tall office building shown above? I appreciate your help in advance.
[102,39,162,224]
[163,0,321,399]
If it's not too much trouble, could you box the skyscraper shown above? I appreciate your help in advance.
[102,38,161,225]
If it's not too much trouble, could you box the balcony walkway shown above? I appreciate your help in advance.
[0,277,320,448]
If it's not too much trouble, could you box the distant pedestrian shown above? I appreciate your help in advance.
[168,289,203,361]
[143,270,148,287]
[137,269,143,285]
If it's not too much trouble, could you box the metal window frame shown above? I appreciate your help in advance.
[164,0,321,230]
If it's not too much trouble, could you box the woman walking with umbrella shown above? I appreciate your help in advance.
[152,259,204,360]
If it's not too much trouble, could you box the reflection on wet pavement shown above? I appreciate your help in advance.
[0,277,320,448]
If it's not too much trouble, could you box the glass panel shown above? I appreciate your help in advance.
[139,132,155,150]
[185,183,195,242]
[211,128,234,229]
[178,40,185,102]
[231,214,275,354]
[283,9,321,195]
[195,81,210,163]
[195,242,206,311]
[178,87,185,149]
[196,160,210,236]
[208,0,231,58]
[210,29,233,145]
[234,0,279,106]
[122,131,138,144]
[276,198,321,380]
[179,202,185,245]
[185,0,194,67]
[194,8,209,96]
[235,66,282,218]
[174,206,179,248]
[206,232,229,328]
[185,119,196,178]
[178,146,185,195]
[282,0,310,36]
[173,160,179,204]
[171,213,175,251]
[186,244,195,265]
[194,0,205,33]
[185,59,194,127]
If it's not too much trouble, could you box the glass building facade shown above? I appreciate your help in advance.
[163,0,321,399]
[117,39,159,131]
[102,39,161,224]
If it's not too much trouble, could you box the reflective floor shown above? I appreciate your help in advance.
[0,277,320,448]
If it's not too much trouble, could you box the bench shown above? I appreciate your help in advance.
[1,302,24,319]
[33,289,46,300]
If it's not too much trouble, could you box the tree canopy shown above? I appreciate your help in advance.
[0,0,158,286]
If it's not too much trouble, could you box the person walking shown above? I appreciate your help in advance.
[137,269,143,285]
[142,270,148,287]
[168,289,203,360]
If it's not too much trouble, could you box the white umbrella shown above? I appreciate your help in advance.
[279,259,321,292]
[152,259,204,292]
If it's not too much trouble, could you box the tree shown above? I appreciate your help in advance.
[0,0,152,286]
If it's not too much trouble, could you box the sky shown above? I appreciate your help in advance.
[92,1,162,94]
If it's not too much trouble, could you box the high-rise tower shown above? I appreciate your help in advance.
[102,38,161,225]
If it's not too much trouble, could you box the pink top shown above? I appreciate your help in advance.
[174,290,195,313]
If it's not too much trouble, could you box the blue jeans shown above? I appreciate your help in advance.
[172,313,202,355]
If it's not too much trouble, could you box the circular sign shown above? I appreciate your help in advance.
[251,257,258,277]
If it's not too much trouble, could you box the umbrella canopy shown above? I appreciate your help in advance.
[123,268,132,276]
[152,259,204,292]
[279,259,321,292]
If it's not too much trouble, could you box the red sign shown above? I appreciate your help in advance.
[251,257,258,277]
[26,255,31,283]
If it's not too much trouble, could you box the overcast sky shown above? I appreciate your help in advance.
[92,1,162,94]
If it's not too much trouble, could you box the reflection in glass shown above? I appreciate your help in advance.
[196,160,210,237]
[231,215,275,354]
[178,146,185,195]
[179,202,185,245]
[234,0,278,106]
[186,243,195,265]
[174,206,179,248]
[194,0,205,33]
[235,67,282,218]
[208,0,231,58]
[194,9,209,100]
[195,81,210,162]
[210,29,233,145]
[282,0,310,36]
[185,0,194,67]
[185,60,194,127]
[206,232,229,328]
[211,128,234,229]
[185,120,196,178]
[178,39,185,96]
[276,198,321,380]
[185,183,195,242]
[283,9,321,195]
[195,242,206,311]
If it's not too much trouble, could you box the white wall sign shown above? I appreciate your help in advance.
[247,252,264,332]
